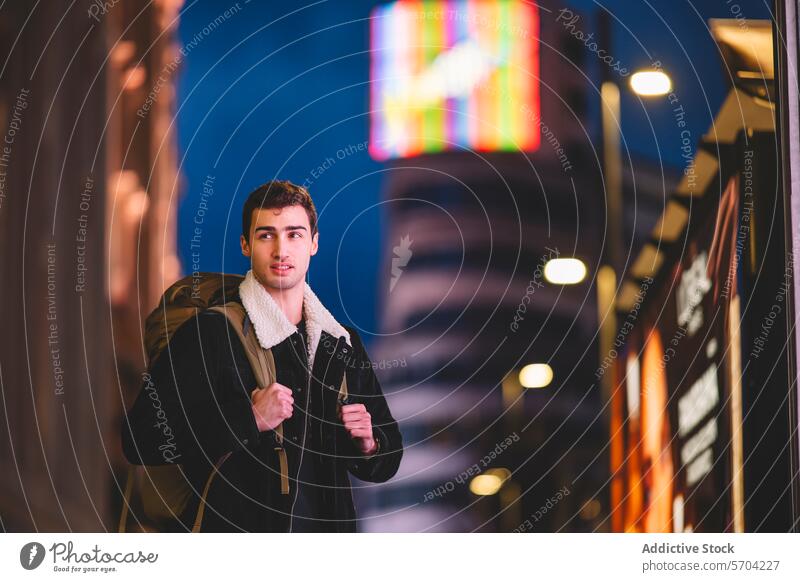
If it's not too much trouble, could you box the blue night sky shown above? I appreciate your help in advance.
[176,0,774,346]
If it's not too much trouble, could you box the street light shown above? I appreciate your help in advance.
[598,71,672,281]
[544,257,587,285]
[469,468,511,496]
[630,70,672,96]
[597,69,671,435]
[519,363,553,388]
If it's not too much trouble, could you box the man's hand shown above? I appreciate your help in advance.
[339,403,378,455]
[251,383,293,432]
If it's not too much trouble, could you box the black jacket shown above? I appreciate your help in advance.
[121,298,403,532]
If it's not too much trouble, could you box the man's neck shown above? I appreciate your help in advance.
[262,282,304,326]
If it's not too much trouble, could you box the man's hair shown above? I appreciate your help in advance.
[242,180,318,241]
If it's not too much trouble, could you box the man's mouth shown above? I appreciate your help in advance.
[270,263,293,274]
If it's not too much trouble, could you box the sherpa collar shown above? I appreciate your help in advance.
[239,270,351,369]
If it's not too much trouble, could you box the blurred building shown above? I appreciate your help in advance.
[356,0,611,532]
[0,0,183,530]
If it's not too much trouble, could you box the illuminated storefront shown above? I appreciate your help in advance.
[611,20,798,532]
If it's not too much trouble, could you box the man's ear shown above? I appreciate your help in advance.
[240,234,251,257]
[310,232,319,256]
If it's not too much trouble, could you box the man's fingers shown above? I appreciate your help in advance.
[342,410,370,423]
[341,410,370,420]
[339,406,374,440]
[348,428,372,439]
[344,421,372,431]
[344,424,372,432]
[340,403,366,414]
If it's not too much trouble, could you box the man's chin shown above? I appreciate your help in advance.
[255,271,304,290]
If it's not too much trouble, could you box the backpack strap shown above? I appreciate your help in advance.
[340,363,348,401]
[118,467,135,533]
[191,451,233,532]
[208,303,289,495]
[337,368,348,408]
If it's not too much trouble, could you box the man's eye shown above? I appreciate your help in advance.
[258,233,273,239]
[290,232,302,238]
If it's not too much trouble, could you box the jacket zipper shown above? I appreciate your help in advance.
[287,330,313,532]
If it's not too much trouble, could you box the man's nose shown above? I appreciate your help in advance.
[272,237,288,259]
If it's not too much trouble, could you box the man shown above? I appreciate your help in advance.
[122,180,403,532]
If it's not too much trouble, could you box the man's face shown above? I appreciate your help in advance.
[240,205,318,291]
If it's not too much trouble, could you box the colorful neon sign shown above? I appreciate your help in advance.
[370,0,540,160]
